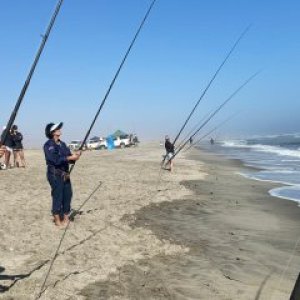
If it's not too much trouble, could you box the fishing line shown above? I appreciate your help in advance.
[35,181,103,299]
[1,0,64,145]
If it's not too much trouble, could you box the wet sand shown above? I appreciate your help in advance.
[1,144,300,299]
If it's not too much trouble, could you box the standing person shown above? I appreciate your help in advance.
[44,122,81,227]
[11,125,26,168]
[164,135,175,172]
[1,126,14,169]
[0,145,5,169]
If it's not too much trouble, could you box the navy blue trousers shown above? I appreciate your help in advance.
[47,173,72,215]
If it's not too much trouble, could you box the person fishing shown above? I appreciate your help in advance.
[164,135,175,172]
[11,125,26,168]
[1,126,14,169]
[44,122,81,227]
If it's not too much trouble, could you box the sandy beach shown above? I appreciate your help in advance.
[1,143,300,299]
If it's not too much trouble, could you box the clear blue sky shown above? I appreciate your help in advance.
[0,0,299,146]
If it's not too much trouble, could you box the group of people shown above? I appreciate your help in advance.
[0,125,26,169]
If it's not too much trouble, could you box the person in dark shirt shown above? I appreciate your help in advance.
[11,125,26,168]
[1,127,14,169]
[44,122,81,227]
[164,135,175,172]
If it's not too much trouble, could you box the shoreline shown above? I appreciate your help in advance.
[199,144,300,206]
[118,147,300,299]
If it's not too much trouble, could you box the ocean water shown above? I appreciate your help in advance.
[199,134,300,205]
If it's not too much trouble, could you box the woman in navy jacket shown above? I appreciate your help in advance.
[44,122,81,227]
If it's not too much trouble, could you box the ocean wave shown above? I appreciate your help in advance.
[222,141,300,158]
[269,186,300,204]
[238,172,297,186]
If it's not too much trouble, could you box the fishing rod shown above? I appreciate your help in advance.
[160,25,251,167]
[171,25,251,148]
[177,109,213,149]
[184,112,240,152]
[165,71,260,164]
[1,0,64,145]
[68,0,157,221]
[69,0,157,174]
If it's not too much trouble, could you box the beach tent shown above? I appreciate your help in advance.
[89,136,100,141]
[111,130,127,137]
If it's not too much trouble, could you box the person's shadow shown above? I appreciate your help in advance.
[0,266,27,293]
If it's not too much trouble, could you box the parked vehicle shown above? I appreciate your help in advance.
[68,140,82,150]
[87,137,101,150]
[95,139,107,150]
[113,135,131,148]
[129,134,139,146]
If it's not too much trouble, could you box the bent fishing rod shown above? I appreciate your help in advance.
[166,71,260,164]
[184,112,239,152]
[69,0,157,175]
[171,25,251,148]
[1,0,64,145]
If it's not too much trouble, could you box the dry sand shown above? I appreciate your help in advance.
[0,143,300,299]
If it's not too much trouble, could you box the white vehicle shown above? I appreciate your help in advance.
[68,140,81,150]
[95,139,107,150]
[86,138,101,150]
[113,135,131,148]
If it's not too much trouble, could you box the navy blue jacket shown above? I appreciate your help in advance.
[12,132,23,149]
[1,130,14,148]
[44,139,71,172]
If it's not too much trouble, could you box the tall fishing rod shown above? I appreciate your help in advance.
[1,0,64,145]
[171,25,251,147]
[177,109,213,149]
[166,71,259,164]
[69,0,157,174]
[68,0,157,221]
[184,112,239,152]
